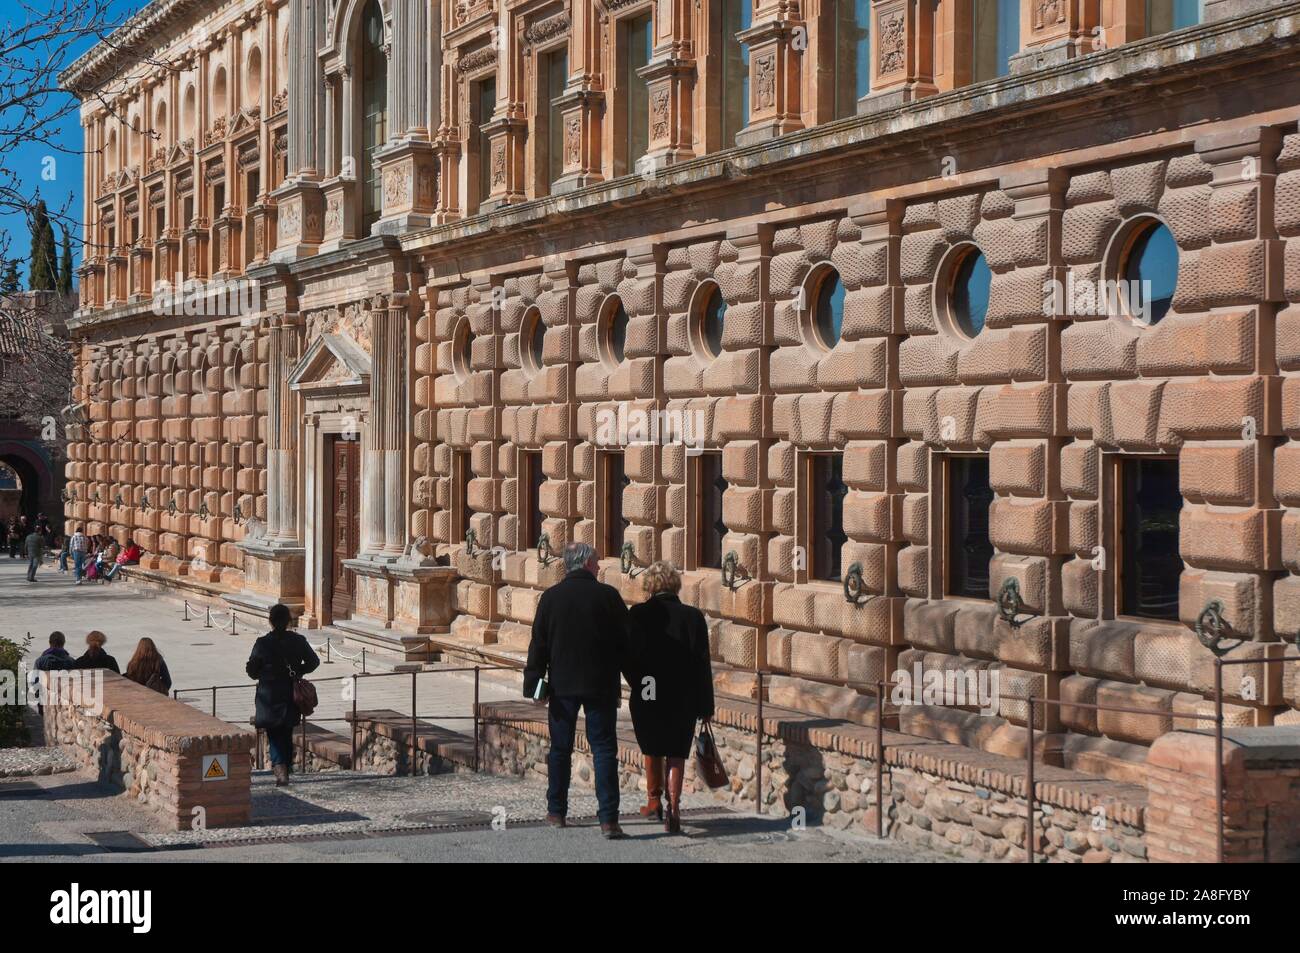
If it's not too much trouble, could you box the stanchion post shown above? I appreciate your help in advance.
[211,686,217,717]
[183,601,190,622]
[410,671,418,777]
[1026,697,1036,865]
[362,648,367,674]
[876,681,885,839]
[1215,658,1225,864]
[204,606,212,629]
[755,670,764,816]
[473,666,481,772]
[351,675,358,771]
[300,712,307,774]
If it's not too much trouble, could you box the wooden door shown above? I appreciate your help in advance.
[329,436,361,622]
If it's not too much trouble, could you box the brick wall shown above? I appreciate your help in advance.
[41,671,255,830]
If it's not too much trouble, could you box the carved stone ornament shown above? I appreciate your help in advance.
[879,11,906,75]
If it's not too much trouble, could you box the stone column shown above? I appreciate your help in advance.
[266,311,304,544]
[365,293,408,558]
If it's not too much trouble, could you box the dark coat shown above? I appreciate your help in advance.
[246,629,319,730]
[524,569,629,704]
[625,592,714,758]
[127,659,172,694]
[74,648,120,674]
[33,647,74,672]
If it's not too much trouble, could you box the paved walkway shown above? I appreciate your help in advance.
[0,767,961,863]
[0,556,517,733]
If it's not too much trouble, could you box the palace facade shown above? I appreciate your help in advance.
[63,0,1300,777]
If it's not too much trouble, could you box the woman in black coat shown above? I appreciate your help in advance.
[624,561,714,833]
[74,630,120,673]
[245,603,319,786]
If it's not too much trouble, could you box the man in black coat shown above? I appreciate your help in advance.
[246,603,319,786]
[524,541,630,838]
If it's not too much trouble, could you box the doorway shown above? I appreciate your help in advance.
[327,435,362,622]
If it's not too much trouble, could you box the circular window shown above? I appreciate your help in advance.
[522,307,545,376]
[949,246,991,338]
[696,283,726,358]
[810,268,845,350]
[1121,219,1178,326]
[600,296,629,365]
[452,319,474,382]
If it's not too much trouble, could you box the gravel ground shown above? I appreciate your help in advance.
[144,768,722,846]
[0,746,77,778]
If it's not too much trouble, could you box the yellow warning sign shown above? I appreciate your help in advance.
[202,754,229,781]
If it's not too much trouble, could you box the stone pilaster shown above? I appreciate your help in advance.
[735,0,804,146]
[1009,0,1102,74]
[859,0,938,116]
[638,0,696,172]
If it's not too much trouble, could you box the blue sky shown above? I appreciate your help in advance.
[0,0,143,285]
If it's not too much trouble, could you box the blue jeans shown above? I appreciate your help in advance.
[73,551,84,580]
[26,556,38,581]
[547,696,620,824]
[266,725,295,767]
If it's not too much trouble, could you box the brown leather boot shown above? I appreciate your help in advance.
[639,756,664,820]
[665,757,686,834]
[273,764,288,787]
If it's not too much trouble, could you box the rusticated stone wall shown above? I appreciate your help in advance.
[65,320,268,586]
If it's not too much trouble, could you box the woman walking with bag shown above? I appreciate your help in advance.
[246,603,320,786]
[624,561,714,833]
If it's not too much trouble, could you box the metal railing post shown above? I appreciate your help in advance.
[362,648,367,674]
[1026,697,1035,865]
[1215,658,1225,864]
[183,601,190,622]
[411,670,418,777]
[755,670,763,816]
[204,606,212,629]
[473,666,481,772]
[876,681,885,839]
[351,675,358,771]
[211,686,217,717]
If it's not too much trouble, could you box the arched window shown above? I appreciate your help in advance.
[246,46,263,107]
[359,0,388,230]
[182,84,196,139]
[1122,220,1178,325]
[212,67,228,118]
[949,246,991,338]
[812,268,845,350]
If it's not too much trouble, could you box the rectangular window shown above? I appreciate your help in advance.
[212,183,225,216]
[454,451,474,545]
[946,456,994,599]
[695,451,727,570]
[623,13,653,174]
[602,451,629,559]
[720,0,751,146]
[972,0,1020,83]
[544,48,568,190]
[1118,458,1184,621]
[182,195,194,230]
[521,450,545,551]
[475,77,497,211]
[809,454,847,581]
[1146,0,1201,36]
[246,170,260,207]
[154,207,165,240]
[833,0,872,119]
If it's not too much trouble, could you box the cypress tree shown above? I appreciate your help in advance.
[58,227,74,295]
[28,200,59,291]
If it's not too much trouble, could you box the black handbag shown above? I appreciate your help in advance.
[694,719,728,789]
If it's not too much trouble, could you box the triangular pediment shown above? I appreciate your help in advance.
[288,332,371,394]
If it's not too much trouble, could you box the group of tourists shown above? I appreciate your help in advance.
[19,523,143,584]
[32,630,173,694]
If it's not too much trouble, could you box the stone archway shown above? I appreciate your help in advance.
[0,433,61,529]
